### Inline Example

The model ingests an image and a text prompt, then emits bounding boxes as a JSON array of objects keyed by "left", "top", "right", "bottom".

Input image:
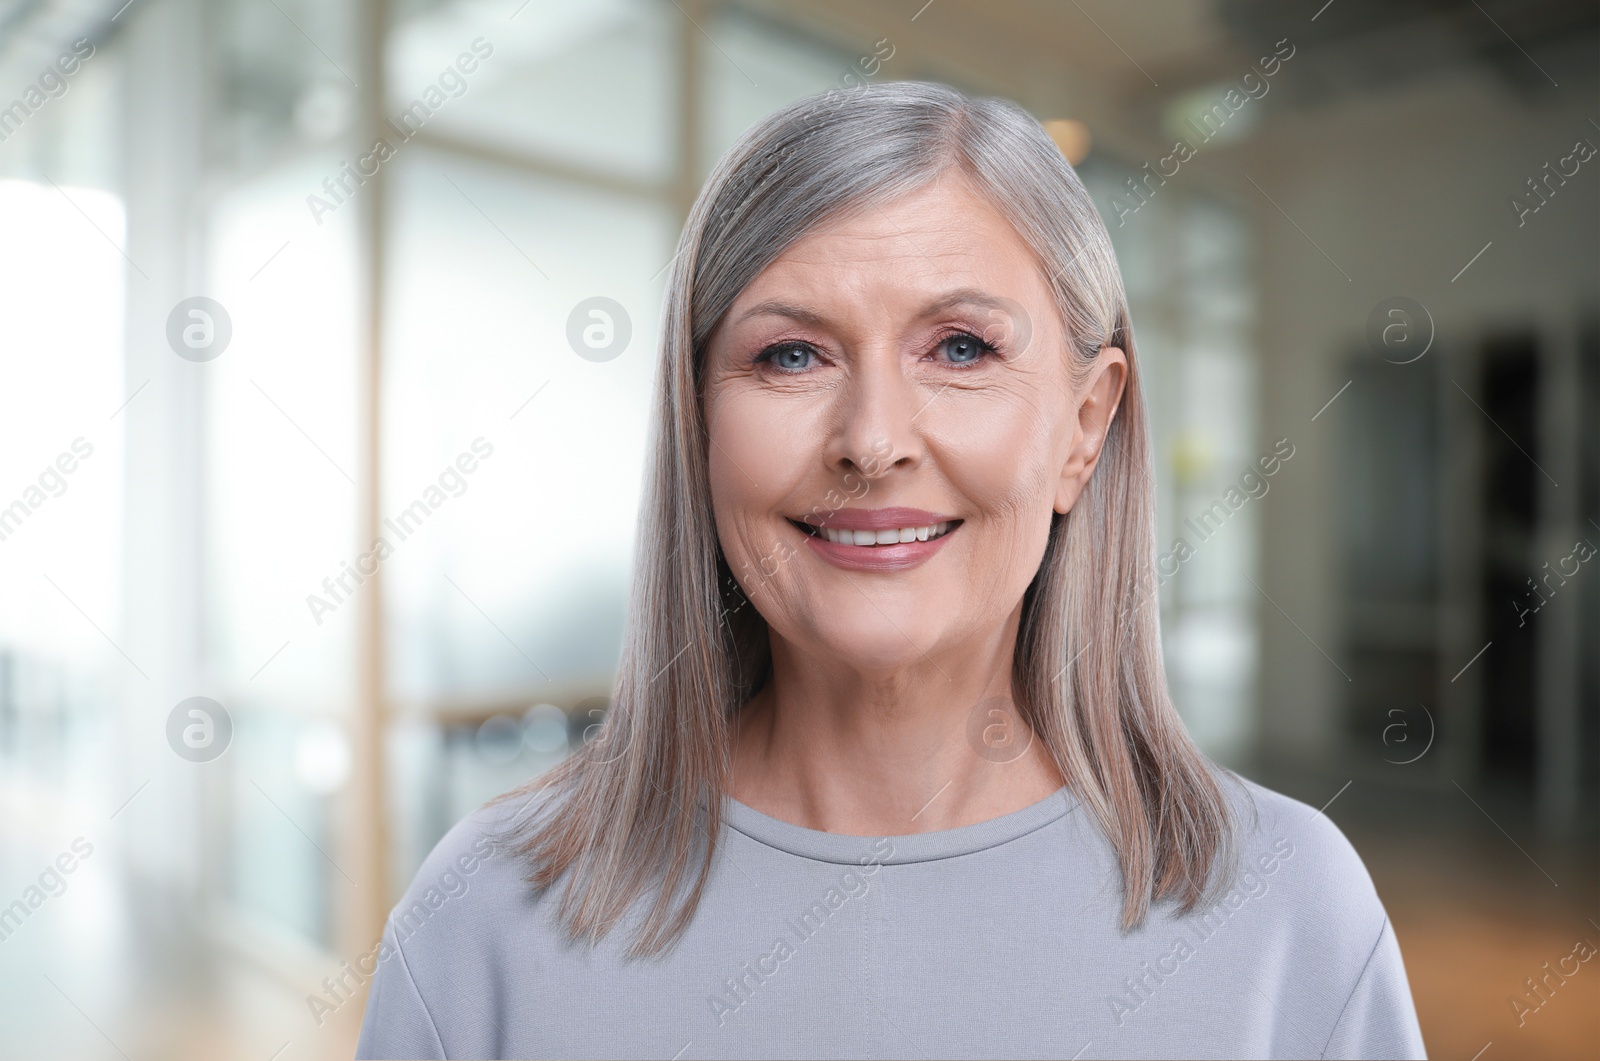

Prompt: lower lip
[{"left": 800, "top": 525, "right": 958, "bottom": 572}]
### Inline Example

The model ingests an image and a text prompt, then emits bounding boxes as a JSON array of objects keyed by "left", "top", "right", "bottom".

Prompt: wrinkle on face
[{"left": 702, "top": 172, "right": 1112, "bottom": 681}]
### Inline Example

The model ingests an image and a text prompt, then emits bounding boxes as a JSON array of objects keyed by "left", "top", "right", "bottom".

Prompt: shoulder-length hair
[{"left": 494, "top": 80, "right": 1237, "bottom": 958}]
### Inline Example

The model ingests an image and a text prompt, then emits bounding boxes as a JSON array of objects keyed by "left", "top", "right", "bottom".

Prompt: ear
[{"left": 1053, "top": 347, "right": 1128, "bottom": 514}]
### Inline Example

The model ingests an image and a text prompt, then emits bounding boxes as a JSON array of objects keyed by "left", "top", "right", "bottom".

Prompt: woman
[{"left": 356, "top": 82, "right": 1426, "bottom": 1060}]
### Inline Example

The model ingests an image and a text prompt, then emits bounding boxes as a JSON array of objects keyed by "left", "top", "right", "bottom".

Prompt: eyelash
[
  {"left": 931, "top": 330, "right": 1000, "bottom": 367},
  {"left": 753, "top": 331, "right": 1000, "bottom": 373},
  {"left": 753, "top": 341, "right": 820, "bottom": 373}
]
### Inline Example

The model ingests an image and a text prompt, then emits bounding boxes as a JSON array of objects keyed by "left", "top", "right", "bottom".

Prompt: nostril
[{"left": 858, "top": 447, "right": 899, "bottom": 477}]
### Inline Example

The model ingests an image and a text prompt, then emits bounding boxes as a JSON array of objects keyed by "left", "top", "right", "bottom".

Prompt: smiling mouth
[{"left": 788, "top": 518, "right": 961, "bottom": 546}]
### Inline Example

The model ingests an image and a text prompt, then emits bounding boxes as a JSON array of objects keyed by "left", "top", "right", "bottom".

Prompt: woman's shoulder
[
  {"left": 357, "top": 788, "right": 563, "bottom": 1059},
  {"left": 1203, "top": 775, "right": 1425, "bottom": 1058},
  {"left": 385, "top": 786, "right": 557, "bottom": 940},
  {"left": 1226, "top": 774, "right": 1375, "bottom": 875},
  {"left": 1211, "top": 772, "right": 1390, "bottom": 942}
]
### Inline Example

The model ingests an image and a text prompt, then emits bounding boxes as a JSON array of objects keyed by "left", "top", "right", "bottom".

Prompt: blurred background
[{"left": 0, "top": 0, "right": 1595, "bottom": 1057}]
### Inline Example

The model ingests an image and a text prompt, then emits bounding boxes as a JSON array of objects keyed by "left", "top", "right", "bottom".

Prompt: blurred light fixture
[
  {"left": 1171, "top": 431, "right": 1216, "bottom": 487},
  {"left": 523, "top": 703, "right": 569, "bottom": 754},
  {"left": 475, "top": 713, "right": 524, "bottom": 765},
  {"left": 1043, "top": 119, "right": 1092, "bottom": 165}
]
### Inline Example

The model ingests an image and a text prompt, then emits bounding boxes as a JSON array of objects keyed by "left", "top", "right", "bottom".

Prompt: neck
[{"left": 727, "top": 605, "right": 1065, "bottom": 835}]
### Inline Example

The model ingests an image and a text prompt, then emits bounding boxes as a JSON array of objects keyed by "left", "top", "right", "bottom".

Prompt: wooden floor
[{"left": 1370, "top": 838, "right": 1598, "bottom": 1060}]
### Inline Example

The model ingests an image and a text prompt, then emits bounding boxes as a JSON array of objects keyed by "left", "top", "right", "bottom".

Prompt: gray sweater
[{"left": 354, "top": 777, "right": 1426, "bottom": 1059}]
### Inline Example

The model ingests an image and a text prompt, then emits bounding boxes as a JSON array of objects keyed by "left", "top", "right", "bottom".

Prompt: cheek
[
  {"left": 704, "top": 391, "right": 816, "bottom": 585},
  {"left": 926, "top": 387, "right": 1064, "bottom": 519},
  {"left": 924, "top": 390, "right": 1065, "bottom": 606},
  {"left": 710, "top": 491, "right": 785, "bottom": 592}
]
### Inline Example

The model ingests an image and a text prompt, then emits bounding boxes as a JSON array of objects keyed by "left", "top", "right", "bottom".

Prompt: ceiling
[{"left": 762, "top": 0, "right": 1596, "bottom": 109}]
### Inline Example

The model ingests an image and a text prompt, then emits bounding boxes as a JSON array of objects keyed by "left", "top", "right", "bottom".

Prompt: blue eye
[
  {"left": 757, "top": 342, "right": 817, "bottom": 372},
  {"left": 937, "top": 332, "right": 995, "bottom": 365}
]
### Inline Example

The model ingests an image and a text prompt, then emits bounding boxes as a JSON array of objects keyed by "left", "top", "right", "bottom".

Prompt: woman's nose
[{"left": 824, "top": 350, "right": 925, "bottom": 481}]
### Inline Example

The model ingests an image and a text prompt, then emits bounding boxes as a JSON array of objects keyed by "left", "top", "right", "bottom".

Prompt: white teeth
[{"left": 813, "top": 522, "right": 955, "bottom": 546}]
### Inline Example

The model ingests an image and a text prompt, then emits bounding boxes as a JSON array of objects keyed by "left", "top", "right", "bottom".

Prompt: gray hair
[{"left": 495, "top": 80, "right": 1238, "bottom": 957}]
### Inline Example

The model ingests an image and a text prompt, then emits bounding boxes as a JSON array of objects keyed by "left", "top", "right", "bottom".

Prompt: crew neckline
[{"left": 722, "top": 785, "right": 1076, "bottom": 865}]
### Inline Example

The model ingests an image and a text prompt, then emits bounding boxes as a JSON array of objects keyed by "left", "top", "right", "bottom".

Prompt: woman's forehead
[{"left": 728, "top": 178, "right": 1051, "bottom": 321}]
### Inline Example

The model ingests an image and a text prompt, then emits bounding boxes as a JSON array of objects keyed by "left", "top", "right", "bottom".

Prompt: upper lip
[{"left": 796, "top": 507, "right": 959, "bottom": 530}]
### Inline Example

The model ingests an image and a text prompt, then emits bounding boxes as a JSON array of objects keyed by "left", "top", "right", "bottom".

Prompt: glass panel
[
  {"left": 699, "top": 8, "right": 859, "bottom": 175},
  {"left": 205, "top": 150, "right": 362, "bottom": 945},
  {"left": 214, "top": 0, "right": 362, "bottom": 174},
  {"left": 1166, "top": 194, "right": 1258, "bottom": 761},
  {"left": 0, "top": 47, "right": 129, "bottom": 1060},
  {"left": 382, "top": 147, "right": 676, "bottom": 710},
  {"left": 228, "top": 710, "right": 340, "bottom": 945},
  {"left": 205, "top": 151, "right": 361, "bottom": 706},
  {"left": 1081, "top": 154, "right": 1181, "bottom": 597},
  {"left": 0, "top": 177, "right": 126, "bottom": 797},
  {"left": 390, "top": 0, "right": 678, "bottom": 184},
  {"left": 0, "top": 179, "right": 126, "bottom": 666}
]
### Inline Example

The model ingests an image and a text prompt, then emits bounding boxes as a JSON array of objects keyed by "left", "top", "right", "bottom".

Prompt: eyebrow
[{"left": 733, "top": 287, "right": 1011, "bottom": 330}]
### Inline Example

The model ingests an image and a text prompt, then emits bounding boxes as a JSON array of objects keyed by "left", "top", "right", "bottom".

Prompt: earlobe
[{"left": 1052, "top": 347, "right": 1128, "bottom": 515}]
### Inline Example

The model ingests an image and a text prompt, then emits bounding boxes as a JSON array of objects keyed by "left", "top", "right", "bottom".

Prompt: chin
[
  {"left": 816, "top": 632, "right": 945, "bottom": 679},
  {"left": 776, "top": 588, "right": 955, "bottom": 672}
]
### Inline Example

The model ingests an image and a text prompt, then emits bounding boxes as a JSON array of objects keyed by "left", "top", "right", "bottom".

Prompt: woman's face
[{"left": 703, "top": 174, "right": 1125, "bottom": 677}]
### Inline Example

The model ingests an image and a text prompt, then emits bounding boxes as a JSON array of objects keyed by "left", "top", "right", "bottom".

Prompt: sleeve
[
  {"left": 355, "top": 920, "right": 448, "bottom": 1061},
  {"left": 1319, "top": 919, "right": 1428, "bottom": 1060}
]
